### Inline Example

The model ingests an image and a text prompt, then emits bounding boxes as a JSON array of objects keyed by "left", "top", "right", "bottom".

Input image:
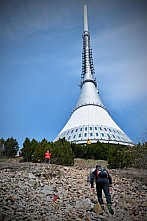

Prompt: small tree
[
  {"left": 34, "top": 139, "right": 51, "bottom": 162},
  {"left": 52, "top": 139, "right": 74, "bottom": 166},
  {"left": 4, "top": 137, "right": 19, "bottom": 158},
  {"left": 0, "top": 137, "right": 5, "bottom": 157},
  {"left": 22, "top": 137, "right": 38, "bottom": 162}
]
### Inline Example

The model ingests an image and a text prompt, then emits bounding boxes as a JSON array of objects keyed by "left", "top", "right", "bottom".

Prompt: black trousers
[
  {"left": 45, "top": 158, "right": 50, "bottom": 164},
  {"left": 96, "top": 178, "right": 112, "bottom": 205}
]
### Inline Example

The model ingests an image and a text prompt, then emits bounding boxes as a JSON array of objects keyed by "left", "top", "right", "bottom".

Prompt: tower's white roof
[{"left": 55, "top": 92, "right": 133, "bottom": 145}]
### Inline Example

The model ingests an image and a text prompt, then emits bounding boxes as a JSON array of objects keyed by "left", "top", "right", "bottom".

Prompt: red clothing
[{"left": 45, "top": 152, "right": 51, "bottom": 159}]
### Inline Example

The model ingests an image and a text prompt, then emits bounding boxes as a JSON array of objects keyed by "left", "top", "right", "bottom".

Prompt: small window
[
  {"left": 107, "top": 134, "right": 111, "bottom": 139},
  {"left": 85, "top": 127, "right": 87, "bottom": 131},
  {"left": 90, "top": 127, "right": 92, "bottom": 130},
  {"left": 99, "top": 127, "right": 102, "bottom": 130},
  {"left": 90, "top": 133, "right": 93, "bottom": 136},
  {"left": 73, "top": 135, "right": 76, "bottom": 139},
  {"left": 112, "top": 135, "right": 115, "bottom": 138},
  {"left": 95, "top": 127, "right": 97, "bottom": 130},
  {"left": 68, "top": 136, "right": 71, "bottom": 140},
  {"left": 75, "top": 128, "right": 78, "bottom": 132},
  {"left": 101, "top": 133, "right": 104, "bottom": 137},
  {"left": 104, "top": 128, "right": 107, "bottom": 131},
  {"left": 84, "top": 133, "right": 87, "bottom": 137},
  {"left": 79, "top": 134, "right": 81, "bottom": 138},
  {"left": 96, "top": 133, "right": 98, "bottom": 136},
  {"left": 71, "top": 130, "right": 73, "bottom": 133},
  {"left": 80, "top": 128, "right": 82, "bottom": 131},
  {"left": 109, "top": 128, "right": 111, "bottom": 132}
]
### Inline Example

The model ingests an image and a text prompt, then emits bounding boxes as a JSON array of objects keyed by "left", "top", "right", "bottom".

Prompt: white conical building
[{"left": 55, "top": 4, "right": 134, "bottom": 146}]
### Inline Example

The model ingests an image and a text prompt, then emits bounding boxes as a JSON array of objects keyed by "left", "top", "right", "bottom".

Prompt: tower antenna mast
[{"left": 84, "top": 4, "right": 88, "bottom": 32}]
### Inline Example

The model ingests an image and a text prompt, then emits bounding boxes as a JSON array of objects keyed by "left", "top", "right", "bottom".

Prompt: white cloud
[
  {"left": 90, "top": 18, "right": 147, "bottom": 107},
  {"left": 98, "top": 56, "right": 147, "bottom": 100},
  {"left": 0, "top": 0, "right": 81, "bottom": 42}
]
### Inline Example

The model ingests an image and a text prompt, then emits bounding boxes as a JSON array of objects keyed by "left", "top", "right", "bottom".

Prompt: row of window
[
  {"left": 66, "top": 132, "right": 127, "bottom": 142},
  {"left": 65, "top": 126, "right": 124, "bottom": 136},
  {"left": 57, "top": 125, "right": 131, "bottom": 142}
]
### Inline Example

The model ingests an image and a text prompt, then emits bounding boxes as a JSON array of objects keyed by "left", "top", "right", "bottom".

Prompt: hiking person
[
  {"left": 44, "top": 150, "right": 51, "bottom": 164},
  {"left": 90, "top": 165, "right": 114, "bottom": 215}
]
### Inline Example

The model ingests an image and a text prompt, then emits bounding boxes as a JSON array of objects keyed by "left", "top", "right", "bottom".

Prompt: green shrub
[
  {"left": 21, "top": 137, "right": 147, "bottom": 169},
  {"left": 107, "top": 144, "right": 134, "bottom": 169},
  {"left": 1, "top": 137, "right": 19, "bottom": 158},
  {"left": 52, "top": 139, "right": 74, "bottom": 166},
  {"left": 22, "top": 138, "right": 74, "bottom": 166},
  {"left": 22, "top": 138, "right": 38, "bottom": 162}
]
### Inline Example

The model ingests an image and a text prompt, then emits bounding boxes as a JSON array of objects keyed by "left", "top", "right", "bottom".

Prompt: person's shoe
[
  {"left": 101, "top": 204, "right": 104, "bottom": 210},
  {"left": 107, "top": 204, "right": 114, "bottom": 215}
]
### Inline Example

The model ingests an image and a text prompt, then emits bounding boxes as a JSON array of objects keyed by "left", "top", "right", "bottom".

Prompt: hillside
[{"left": 0, "top": 158, "right": 147, "bottom": 221}]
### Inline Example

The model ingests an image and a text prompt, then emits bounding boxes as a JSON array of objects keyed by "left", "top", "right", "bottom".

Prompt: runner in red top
[{"left": 44, "top": 150, "right": 51, "bottom": 164}]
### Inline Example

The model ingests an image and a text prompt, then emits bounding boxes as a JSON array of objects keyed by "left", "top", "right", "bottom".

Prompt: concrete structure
[{"left": 55, "top": 4, "right": 134, "bottom": 146}]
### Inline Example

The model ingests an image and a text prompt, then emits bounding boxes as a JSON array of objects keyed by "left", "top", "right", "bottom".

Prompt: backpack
[{"left": 96, "top": 167, "right": 108, "bottom": 178}]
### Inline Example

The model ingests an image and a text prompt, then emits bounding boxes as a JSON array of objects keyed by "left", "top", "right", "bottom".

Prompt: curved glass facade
[{"left": 55, "top": 125, "right": 133, "bottom": 145}]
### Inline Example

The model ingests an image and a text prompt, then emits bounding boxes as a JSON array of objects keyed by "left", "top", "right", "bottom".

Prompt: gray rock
[{"left": 0, "top": 160, "right": 147, "bottom": 221}]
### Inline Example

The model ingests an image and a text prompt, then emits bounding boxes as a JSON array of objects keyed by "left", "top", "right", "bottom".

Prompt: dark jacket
[{"left": 90, "top": 168, "right": 112, "bottom": 188}]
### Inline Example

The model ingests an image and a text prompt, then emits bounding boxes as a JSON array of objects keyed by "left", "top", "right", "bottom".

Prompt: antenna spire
[
  {"left": 84, "top": 4, "right": 88, "bottom": 32},
  {"left": 81, "top": 4, "right": 97, "bottom": 89}
]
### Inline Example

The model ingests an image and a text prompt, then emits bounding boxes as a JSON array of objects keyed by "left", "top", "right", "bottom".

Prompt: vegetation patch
[{"left": 0, "top": 137, "right": 147, "bottom": 169}]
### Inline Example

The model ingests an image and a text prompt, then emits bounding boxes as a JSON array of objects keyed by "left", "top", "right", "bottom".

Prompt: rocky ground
[{"left": 0, "top": 158, "right": 147, "bottom": 221}]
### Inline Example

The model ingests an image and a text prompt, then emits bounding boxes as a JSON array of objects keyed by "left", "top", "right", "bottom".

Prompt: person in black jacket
[{"left": 90, "top": 165, "right": 114, "bottom": 215}]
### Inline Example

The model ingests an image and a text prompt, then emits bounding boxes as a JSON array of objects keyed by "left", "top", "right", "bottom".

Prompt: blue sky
[{"left": 0, "top": 0, "right": 147, "bottom": 148}]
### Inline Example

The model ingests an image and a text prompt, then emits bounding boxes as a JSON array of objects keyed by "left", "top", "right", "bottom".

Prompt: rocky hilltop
[{"left": 0, "top": 158, "right": 147, "bottom": 221}]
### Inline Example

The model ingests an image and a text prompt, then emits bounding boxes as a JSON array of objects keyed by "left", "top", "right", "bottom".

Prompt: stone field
[{"left": 0, "top": 158, "right": 147, "bottom": 221}]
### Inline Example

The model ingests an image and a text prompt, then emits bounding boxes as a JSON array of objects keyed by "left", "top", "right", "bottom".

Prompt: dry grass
[{"left": 74, "top": 158, "right": 108, "bottom": 169}]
